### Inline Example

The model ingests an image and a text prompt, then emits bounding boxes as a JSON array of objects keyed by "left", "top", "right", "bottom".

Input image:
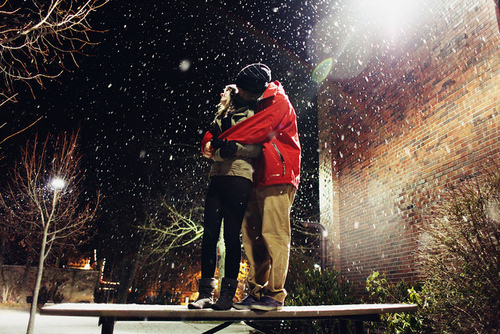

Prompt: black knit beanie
[{"left": 235, "top": 63, "right": 272, "bottom": 94}]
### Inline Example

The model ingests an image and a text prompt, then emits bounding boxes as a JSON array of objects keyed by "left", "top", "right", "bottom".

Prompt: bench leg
[
  {"left": 202, "top": 321, "right": 234, "bottom": 334},
  {"left": 338, "top": 319, "right": 364, "bottom": 334},
  {"left": 353, "top": 320, "right": 364, "bottom": 334},
  {"left": 338, "top": 319, "right": 348, "bottom": 333},
  {"left": 98, "top": 316, "right": 115, "bottom": 334}
]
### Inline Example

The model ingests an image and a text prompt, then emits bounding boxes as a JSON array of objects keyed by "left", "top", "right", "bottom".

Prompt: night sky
[{"left": 2, "top": 0, "right": 323, "bottom": 263}]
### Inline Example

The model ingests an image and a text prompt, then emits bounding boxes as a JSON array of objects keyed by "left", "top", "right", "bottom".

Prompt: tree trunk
[
  {"left": 26, "top": 228, "right": 48, "bottom": 334},
  {"left": 0, "top": 231, "right": 4, "bottom": 286},
  {"left": 0, "top": 232, "right": 7, "bottom": 284},
  {"left": 116, "top": 232, "right": 144, "bottom": 304},
  {"left": 115, "top": 254, "right": 139, "bottom": 304}
]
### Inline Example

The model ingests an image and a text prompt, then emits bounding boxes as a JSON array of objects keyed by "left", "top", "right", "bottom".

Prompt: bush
[
  {"left": 246, "top": 268, "right": 356, "bottom": 333},
  {"left": 420, "top": 169, "right": 500, "bottom": 333},
  {"left": 37, "top": 283, "right": 64, "bottom": 305},
  {"left": 287, "top": 268, "right": 356, "bottom": 307},
  {"left": 365, "top": 271, "right": 426, "bottom": 334}
]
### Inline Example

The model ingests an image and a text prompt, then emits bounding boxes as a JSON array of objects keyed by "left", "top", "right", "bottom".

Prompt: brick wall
[{"left": 318, "top": 0, "right": 500, "bottom": 292}]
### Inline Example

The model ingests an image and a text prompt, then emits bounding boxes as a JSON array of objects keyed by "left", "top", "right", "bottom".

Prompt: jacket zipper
[{"left": 272, "top": 142, "right": 286, "bottom": 176}]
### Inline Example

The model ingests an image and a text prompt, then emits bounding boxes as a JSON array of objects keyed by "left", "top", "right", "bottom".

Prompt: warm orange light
[{"left": 67, "top": 257, "right": 92, "bottom": 270}]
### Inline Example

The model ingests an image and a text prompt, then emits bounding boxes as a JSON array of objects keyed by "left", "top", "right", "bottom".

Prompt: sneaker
[
  {"left": 233, "top": 294, "right": 258, "bottom": 310},
  {"left": 250, "top": 296, "right": 283, "bottom": 311}
]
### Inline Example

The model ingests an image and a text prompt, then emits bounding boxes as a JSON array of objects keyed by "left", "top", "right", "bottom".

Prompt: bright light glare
[
  {"left": 306, "top": 0, "right": 430, "bottom": 80},
  {"left": 364, "top": 0, "right": 407, "bottom": 18},
  {"left": 358, "top": 0, "right": 426, "bottom": 35},
  {"left": 51, "top": 178, "right": 66, "bottom": 190},
  {"left": 307, "top": 5, "right": 373, "bottom": 80}
]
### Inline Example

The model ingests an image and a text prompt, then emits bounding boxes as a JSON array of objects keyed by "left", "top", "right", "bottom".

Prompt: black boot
[
  {"left": 211, "top": 278, "right": 239, "bottom": 310},
  {"left": 188, "top": 278, "right": 216, "bottom": 309}
]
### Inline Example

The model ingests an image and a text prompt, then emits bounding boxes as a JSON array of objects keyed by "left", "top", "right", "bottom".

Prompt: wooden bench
[{"left": 40, "top": 303, "right": 418, "bottom": 334}]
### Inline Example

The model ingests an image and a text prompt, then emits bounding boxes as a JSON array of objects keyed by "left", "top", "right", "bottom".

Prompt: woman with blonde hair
[{"left": 189, "top": 85, "right": 261, "bottom": 310}]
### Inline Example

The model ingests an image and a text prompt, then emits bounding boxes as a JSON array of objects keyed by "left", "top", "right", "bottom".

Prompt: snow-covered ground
[{"left": 0, "top": 308, "right": 258, "bottom": 334}]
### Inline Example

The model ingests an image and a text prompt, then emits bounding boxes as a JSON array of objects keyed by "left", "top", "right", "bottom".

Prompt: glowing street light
[{"left": 50, "top": 177, "right": 66, "bottom": 190}]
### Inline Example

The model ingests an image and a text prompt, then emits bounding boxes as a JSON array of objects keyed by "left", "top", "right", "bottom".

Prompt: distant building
[{"left": 1, "top": 265, "right": 98, "bottom": 304}]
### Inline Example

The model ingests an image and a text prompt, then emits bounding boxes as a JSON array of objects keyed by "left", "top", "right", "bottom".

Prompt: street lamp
[{"left": 300, "top": 221, "right": 328, "bottom": 271}]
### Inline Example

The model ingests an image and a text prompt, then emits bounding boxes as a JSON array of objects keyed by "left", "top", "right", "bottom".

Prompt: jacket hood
[{"left": 261, "top": 81, "right": 282, "bottom": 101}]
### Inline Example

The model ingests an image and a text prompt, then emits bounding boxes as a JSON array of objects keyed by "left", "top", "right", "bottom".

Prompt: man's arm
[
  {"left": 218, "top": 96, "right": 289, "bottom": 145},
  {"left": 201, "top": 131, "right": 214, "bottom": 158}
]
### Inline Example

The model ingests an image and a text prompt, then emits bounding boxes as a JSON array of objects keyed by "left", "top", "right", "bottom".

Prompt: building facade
[{"left": 318, "top": 0, "right": 500, "bottom": 291}]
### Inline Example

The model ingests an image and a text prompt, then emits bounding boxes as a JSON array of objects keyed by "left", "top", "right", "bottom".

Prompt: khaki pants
[{"left": 241, "top": 184, "right": 296, "bottom": 303}]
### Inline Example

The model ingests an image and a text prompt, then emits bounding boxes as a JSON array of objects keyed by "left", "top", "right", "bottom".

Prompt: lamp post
[
  {"left": 28, "top": 176, "right": 68, "bottom": 334},
  {"left": 50, "top": 177, "right": 66, "bottom": 268},
  {"left": 300, "top": 221, "right": 328, "bottom": 271}
]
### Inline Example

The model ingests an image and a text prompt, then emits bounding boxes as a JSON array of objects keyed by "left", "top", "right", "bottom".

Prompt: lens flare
[
  {"left": 179, "top": 59, "right": 191, "bottom": 72},
  {"left": 312, "top": 58, "right": 333, "bottom": 83}
]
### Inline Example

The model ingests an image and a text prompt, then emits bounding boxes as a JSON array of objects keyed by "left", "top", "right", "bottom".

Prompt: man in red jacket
[{"left": 203, "top": 63, "right": 301, "bottom": 311}]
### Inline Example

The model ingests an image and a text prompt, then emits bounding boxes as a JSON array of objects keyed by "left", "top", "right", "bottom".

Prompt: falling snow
[{"left": 2, "top": 0, "right": 423, "bottom": 284}]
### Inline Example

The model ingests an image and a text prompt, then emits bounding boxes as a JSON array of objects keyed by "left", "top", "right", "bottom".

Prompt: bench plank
[{"left": 41, "top": 303, "right": 418, "bottom": 321}]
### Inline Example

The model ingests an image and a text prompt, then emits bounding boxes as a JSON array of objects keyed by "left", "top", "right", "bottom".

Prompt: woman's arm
[
  {"left": 235, "top": 143, "right": 262, "bottom": 159},
  {"left": 211, "top": 143, "right": 262, "bottom": 161}
]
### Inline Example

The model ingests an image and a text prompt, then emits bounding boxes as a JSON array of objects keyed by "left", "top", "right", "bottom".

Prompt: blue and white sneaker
[
  {"left": 250, "top": 296, "right": 283, "bottom": 311},
  {"left": 233, "top": 294, "right": 258, "bottom": 310}
]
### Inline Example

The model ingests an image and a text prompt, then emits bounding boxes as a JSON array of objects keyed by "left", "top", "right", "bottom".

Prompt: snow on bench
[{"left": 41, "top": 303, "right": 419, "bottom": 334}]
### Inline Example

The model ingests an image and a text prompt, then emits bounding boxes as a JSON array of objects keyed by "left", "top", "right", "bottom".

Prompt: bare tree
[
  {"left": 137, "top": 196, "right": 206, "bottom": 300},
  {"left": 0, "top": 131, "right": 100, "bottom": 334},
  {"left": 140, "top": 199, "right": 204, "bottom": 258},
  {"left": 0, "top": 0, "right": 108, "bottom": 104}
]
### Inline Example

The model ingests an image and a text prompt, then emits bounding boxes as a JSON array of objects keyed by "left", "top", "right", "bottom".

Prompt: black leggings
[{"left": 201, "top": 175, "right": 252, "bottom": 280}]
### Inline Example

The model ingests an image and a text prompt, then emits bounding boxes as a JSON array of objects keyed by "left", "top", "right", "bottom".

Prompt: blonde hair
[{"left": 216, "top": 84, "right": 238, "bottom": 118}]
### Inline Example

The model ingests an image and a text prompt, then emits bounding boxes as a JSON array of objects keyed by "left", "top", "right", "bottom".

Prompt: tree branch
[{"left": 0, "top": 0, "right": 108, "bottom": 104}]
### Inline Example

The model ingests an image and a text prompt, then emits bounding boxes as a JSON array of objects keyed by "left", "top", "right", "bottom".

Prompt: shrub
[
  {"left": 246, "top": 268, "right": 356, "bottom": 333},
  {"left": 37, "top": 284, "right": 64, "bottom": 305},
  {"left": 420, "top": 169, "right": 500, "bottom": 333},
  {"left": 287, "top": 268, "right": 356, "bottom": 307},
  {"left": 365, "top": 271, "right": 426, "bottom": 334}
]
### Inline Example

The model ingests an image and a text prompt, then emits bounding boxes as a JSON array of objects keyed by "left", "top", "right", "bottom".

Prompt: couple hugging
[{"left": 189, "top": 63, "right": 301, "bottom": 311}]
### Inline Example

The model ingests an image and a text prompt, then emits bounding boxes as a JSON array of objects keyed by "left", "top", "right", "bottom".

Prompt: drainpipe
[{"left": 300, "top": 221, "right": 328, "bottom": 271}]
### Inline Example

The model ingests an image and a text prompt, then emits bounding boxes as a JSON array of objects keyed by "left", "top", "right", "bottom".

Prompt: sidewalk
[{"left": 0, "top": 308, "right": 260, "bottom": 334}]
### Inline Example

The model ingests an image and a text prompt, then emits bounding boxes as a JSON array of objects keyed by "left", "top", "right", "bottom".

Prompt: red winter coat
[{"left": 202, "top": 81, "right": 301, "bottom": 189}]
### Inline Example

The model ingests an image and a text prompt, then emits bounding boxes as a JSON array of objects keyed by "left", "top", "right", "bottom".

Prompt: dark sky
[{"left": 2, "top": 0, "right": 322, "bottom": 259}]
